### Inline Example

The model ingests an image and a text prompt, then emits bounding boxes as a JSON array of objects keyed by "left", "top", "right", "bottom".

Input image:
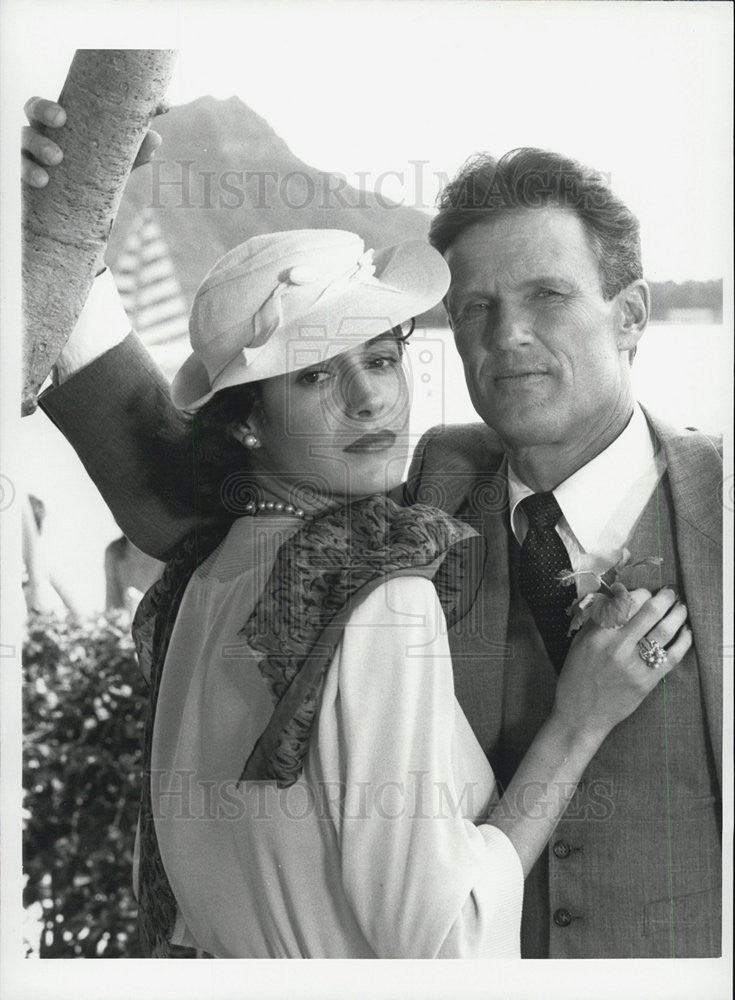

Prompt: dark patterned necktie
[{"left": 518, "top": 491, "right": 574, "bottom": 672}]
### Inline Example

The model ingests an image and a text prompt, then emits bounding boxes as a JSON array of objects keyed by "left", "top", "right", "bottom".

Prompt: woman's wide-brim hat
[{"left": 170, "top": 229, "right": 450, "bottom": 412}]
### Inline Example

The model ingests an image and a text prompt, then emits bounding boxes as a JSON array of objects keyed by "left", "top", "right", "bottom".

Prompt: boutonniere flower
[{"left": 557, "top": 547, "right": 663, "bottom": 635}]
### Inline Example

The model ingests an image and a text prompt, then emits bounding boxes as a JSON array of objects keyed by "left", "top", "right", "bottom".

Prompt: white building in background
[{"left": 112, "top": 208, "right": 191, "bottom": 381}]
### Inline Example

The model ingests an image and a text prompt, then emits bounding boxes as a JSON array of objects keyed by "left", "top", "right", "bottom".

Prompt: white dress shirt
[{"left": 507, "top": 405, "right": 667, "bottom": 595}]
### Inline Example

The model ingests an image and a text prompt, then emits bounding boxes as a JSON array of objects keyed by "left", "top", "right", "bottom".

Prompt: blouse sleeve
[{"left": 312, "top": 574, "right": 523, "bottom": 959}]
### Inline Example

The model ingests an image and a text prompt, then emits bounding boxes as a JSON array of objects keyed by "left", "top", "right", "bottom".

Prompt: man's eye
[
  {"left": 537, "top": 288, "right": 562, "bottom": 299},
  {"left": 458, "top": 302, "right": 491, "bottom": 321}
]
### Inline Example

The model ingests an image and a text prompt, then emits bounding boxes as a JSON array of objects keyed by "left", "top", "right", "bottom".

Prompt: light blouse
[{"left": 145, "top": 515, "right": 523, "bottom": 958}]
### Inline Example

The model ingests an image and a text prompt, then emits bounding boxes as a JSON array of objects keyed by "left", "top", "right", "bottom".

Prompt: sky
[{"left": 2, "top": 1, "right": 732, "bottom": 281}]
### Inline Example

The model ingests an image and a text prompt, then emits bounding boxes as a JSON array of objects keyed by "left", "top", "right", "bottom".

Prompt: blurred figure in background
[
  {"left": 104, "top": 536, "right": 164, "bottom": 616},
  {"left": 22, "top": 493, "right": 81, "bottom": 617}
]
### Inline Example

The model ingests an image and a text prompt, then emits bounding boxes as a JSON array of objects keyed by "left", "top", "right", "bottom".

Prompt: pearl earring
[{"left": 243, "top": 433, "right": 260, "bottom": 449}]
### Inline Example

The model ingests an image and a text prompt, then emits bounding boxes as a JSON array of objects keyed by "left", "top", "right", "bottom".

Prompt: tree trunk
[{"left": 22, "top": 49, "right": 177, "bottom": 415}]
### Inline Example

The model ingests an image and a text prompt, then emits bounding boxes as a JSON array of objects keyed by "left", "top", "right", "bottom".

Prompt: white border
[{"left": 1, "top": 3, "right": 732, "bottom": 998}]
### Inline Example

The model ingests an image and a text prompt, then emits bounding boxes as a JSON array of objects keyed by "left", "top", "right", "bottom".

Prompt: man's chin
[{"left": 473, "top": 407, "right": 560, "bottom": 448}]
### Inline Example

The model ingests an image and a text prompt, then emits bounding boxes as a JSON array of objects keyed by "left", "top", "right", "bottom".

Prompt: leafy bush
[{"left": 22, "top": 611, "right": 196, "bottom": 958}]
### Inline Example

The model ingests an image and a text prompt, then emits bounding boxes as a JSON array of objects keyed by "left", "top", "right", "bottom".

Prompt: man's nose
[{"left": 486, "top": 303, "right": 532, "bottom": 350}]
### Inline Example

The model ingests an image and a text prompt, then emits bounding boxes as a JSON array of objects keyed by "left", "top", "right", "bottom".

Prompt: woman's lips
[{"left": 343, "top": 430, "right": 397, "bottom": 453}]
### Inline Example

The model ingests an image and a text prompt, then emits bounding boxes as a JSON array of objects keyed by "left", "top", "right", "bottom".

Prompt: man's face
[{"left": 445, "top": 207, "right": 637, "bottom": 451}]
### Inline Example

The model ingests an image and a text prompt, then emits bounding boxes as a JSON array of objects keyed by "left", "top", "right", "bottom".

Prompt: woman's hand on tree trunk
[{"left": 22, "top": 97, "right": 162, "bottom": 188}]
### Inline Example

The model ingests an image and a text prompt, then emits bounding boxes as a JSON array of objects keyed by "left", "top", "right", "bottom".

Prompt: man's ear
[{"left": 615, "top": 279, "right": 649, "bottom": 356}]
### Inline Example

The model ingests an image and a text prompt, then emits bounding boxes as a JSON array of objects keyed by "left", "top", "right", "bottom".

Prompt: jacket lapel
[
  {"left": 476, "top": 486, "right": 512, "bottom": 665},
  {"left": 420, "top": 424, "right": 512, "bottom": 662},
  {"left": 408, "top": 424, "right": 514, "bottom": 665},
  {"left": 644, "top": 408, "right": 723, "bottom": 788},
  {"left": 449, "top": 459, "right": 513, "bottom": 756}
]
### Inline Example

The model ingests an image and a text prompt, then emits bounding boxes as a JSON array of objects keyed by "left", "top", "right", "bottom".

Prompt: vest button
[
  {"left": 553, "top": 908, "right": 573, "bottom": 927},
  {"left": 553, "top": 840, "right": 572, "bottom": 858}
]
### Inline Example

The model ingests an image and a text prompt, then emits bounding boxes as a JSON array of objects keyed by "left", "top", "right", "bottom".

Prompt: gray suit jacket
[{"left": 403, "top": 412, "right": 723, "bottom": 791}]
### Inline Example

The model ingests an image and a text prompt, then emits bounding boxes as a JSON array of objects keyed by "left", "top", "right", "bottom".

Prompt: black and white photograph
[{"left": 1, "top": 2, "right": 732, "bottom": 998}]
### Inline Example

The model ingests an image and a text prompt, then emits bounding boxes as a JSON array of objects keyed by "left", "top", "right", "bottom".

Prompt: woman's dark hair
[
  {"left": 139, "top": 381, "right": 261, "bottom": 525},
  {"left": 146, "top": 323, "right": 414, "bottom": 523},
  {"left": 189, "top": 383, "right": 264, "bottom": 520},
  {"left": 429, "top": 148, "right": 642, "bottom": 300}
]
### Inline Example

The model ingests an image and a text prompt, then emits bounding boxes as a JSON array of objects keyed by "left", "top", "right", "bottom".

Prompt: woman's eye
[
  {"left": 368, "top": 355, "right": 399, "bottom": 369},
  {"left": 299, "top": 369, "right": 330, "bottom": 385}
]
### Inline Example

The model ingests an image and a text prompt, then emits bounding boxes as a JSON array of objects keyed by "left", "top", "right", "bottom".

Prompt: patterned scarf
[{"left": 132, "top": 493, "right": 484, "bottom": 957}]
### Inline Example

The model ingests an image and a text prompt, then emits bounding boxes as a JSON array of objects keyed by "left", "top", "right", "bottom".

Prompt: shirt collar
[{"left": 508, "top": 404, "right": 658, "bottom": 551}]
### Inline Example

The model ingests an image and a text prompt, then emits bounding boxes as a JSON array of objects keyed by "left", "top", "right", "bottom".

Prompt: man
[
  {"left": 25, "top": 102, "right": 722, "bottom": 958},
  {"left": 405, "top": 149, "right": 722, "bottom": 958}
]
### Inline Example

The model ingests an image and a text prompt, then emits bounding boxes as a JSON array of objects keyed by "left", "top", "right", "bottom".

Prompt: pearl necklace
[{"left": 242, "top": 500, "right": 312, "bottom": 520}]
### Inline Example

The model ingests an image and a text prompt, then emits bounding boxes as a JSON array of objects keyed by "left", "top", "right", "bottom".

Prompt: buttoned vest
[{"left": 449, "top": 473, "right": 721, "bottom": 958}]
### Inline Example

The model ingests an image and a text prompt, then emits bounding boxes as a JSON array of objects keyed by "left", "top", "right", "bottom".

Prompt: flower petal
[{"left": 589, "top": 582, "right": 634, "bottom": 629}]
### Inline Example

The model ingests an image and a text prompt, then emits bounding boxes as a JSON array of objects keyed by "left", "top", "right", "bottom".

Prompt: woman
[{"left": 23, "top": 106, "right": 690, "bottom": 959}]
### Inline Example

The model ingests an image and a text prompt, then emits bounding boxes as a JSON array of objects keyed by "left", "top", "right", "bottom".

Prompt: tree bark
[{"left": 22, "top": 49, "right": 177, "bottom": 415}]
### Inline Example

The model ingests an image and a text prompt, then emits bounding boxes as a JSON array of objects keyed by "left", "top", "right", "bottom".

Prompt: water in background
[{"left": 21, "top": 323, "right": 732, "bottom": 612}]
